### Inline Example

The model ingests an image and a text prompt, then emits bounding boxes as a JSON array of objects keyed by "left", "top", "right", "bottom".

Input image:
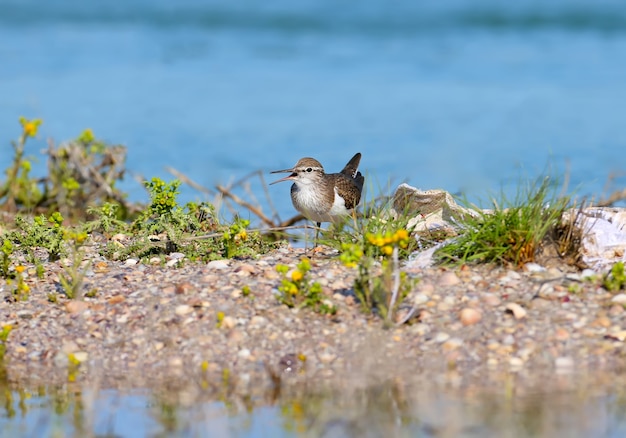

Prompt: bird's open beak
[{"left": 269, "top": 168, "right": 296, "bottom": 185}]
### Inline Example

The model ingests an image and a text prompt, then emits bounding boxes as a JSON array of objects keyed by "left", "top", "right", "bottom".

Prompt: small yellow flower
[
  {"left": 201, "top": 360, "right": 209, "bottom": 372},
  {"left": 395, "top": 229, "right": 409, "bottom": 241},
  {"left": 15, "top": 265, "right": 26, "bottom": 274},
  {"left": 291, "top": 270, "right": 304, "bottom": 282},
  {"left": 78, "top": 128, "right": 95, "bottom": 143},
  {"left": 381, "top": 245, "right": 393, "bottom": 256},
  {"left": 19, "top": 117, "right": 42, "bottom": 138},
  {"left": 288, "top": 284, "right": 298, "bottom": 295},
  {"left": 237, "top": 230, "right": 247, "bottom": 240}
]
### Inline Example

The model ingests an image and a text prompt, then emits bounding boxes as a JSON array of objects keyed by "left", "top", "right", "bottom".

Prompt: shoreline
[{"left": 1, "top": 244, "right": 625, "bottom": 394}]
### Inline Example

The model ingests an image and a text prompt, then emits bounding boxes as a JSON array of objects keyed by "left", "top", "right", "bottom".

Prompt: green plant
[
  {"left": 340, "top": 227, "right": 417, "bottom": 323},
  {"left": 0, "top": 117, "right": 43, "bottom": 211},
  {"left": 435, "top": 177, "right": 574, "bottom": 267},
  {"left": 276, "top": 258, "right": 336, "bottom": 314},
  {"left": 84, "top": 202, "right": 128, "bottom": 235},
  {"left": 7, "top": 212, "right": 66, "bottom": 261},
  {"left": 1, "top": 239, "right": 13, "bottom": 279},
  {"left": 1, "top": 119, "right": 132, "bottom": 220},
  {"left": 9, "top": 265, "right": 30, "bottom": 301},
  {"left": 603, "top": 261, "right": 626, "bottom": 292},
  {"left": 58, "top": 230, "right": 91, "bottom": 299},
  {"left": 0, "top": 324, "right": 12, "bottom": 361}
]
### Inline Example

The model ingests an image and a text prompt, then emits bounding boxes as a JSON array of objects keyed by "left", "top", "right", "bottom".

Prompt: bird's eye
[{"left": 306, "top": 168, "right": 312, "bottom": 172}]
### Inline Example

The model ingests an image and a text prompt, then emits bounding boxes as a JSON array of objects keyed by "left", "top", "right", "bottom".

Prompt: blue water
[{"left": 1, "top": 0, "right": 626, "bottom": 217}]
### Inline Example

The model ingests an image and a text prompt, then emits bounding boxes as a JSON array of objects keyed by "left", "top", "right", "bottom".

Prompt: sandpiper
[{"left": 270, "top": 152, "right": 365, "bottom": 243}]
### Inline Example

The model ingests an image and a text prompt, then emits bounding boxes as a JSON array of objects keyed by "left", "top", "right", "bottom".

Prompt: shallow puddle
[{"left": 1, "top": 370, "right": 626, "bottom": 437}]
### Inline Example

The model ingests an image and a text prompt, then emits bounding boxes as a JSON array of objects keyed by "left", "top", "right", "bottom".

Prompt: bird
[{"left": 270, "top": 152, "right": 365, "bottom": 244}]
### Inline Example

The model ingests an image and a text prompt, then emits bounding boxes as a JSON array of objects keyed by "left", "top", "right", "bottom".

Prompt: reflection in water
[{"left": 1, "top": 369, "right": 626, "bottom": 437}]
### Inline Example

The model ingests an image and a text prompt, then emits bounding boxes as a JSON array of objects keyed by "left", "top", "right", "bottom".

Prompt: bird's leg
[{"left": 315, "top": 222, "right": 321, "bottom": 247}]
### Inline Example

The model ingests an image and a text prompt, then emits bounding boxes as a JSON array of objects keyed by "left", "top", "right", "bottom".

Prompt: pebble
[
  {"left": 611, "top": 294, "right": 626, "bottom": 304},
  {"left": 412, "top": 293, "right": 429, "bottom": 306},
  {"left": 249, "top": 316, "right": 268, "bottom": 328},
  {"left": 433, "top": 332, "right": 450, "bottom": 343},
  {"left": 459, "top": 308, "right": 482, "bottom": 326},
  {"left": 73, "top": 351, "right": 89, "bottom": 363},
  {"left": 505, "top": 303, "right": 527, "bottom": 319},
  {"left": 482, "top": 294, "right": 500, "bottom": 307},
  {"left": 175, "top": 305, "right": 193, "bottom": 316},
  {"left": 438, "top": 272, "right": 461, "bottom": 287},
  {"left": 221, "top": 316, "right": 237, "bottom": 329},
  {"left": 65, "top": 301, "right": 90, "bottom": 314},
  {"left": 524, "top": 263, "right": 545, "bottom": 273},
  {"left": 555, "top": 356, "right": 575, "bottom": 370},
  {"left": 207, "top": 260, "right": 229, "bottom": 270}
]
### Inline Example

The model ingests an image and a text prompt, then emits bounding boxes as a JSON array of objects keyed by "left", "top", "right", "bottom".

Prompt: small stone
[
  {"left": 166, "top": 259, "right": 181, "bottom": 267},
  {"left": 611, "top": 294, "right": 626, "bottom": 304},
  {"left": 238, "top": 348, "right": 251, "bottom": 359},
  {"left": 529, "top": 297, "right": 551, "bottom": 310},
  {"left": 459, "top": 308, "right": 482, "bottom": 326},
  {"left": 65, "top": 301, "right": 90, "bottom": 314},
  {"left": 222, "top": 316, "right": 237, "bottom": 329},
  {"left": 483, "top": 294, "right": 501, "bottom": 307},
  {"left": 554, "top": 328, "right": 570, "bottom": 341},
  {"left": 207, "top": 260, "right": 229, "bottom": 270},
  {"left": 107, "top": 295, "right": 125, "bottom": 305},
  {"left": 319, "top": 352, "right": 336, "bottom": 363},
  {"left": 149, "top": 257, "right": 161, "bottom": 265},
  {"left": 175, "top": 305, "right": 193, "bottom": 316},
  {"left": 434, "top": 332, "right": 450, "bottom": 343},
  {"left": 169, "top": 357, "right": 183, "bottom": 367},
  {"left": 93, "top": 261, "right": 108, "bottom": 273},
  {"left": 505, "top": 303, "right": 527, "bottom": 319},
  {"left": 609, "top": 304, "right": 624, "bottom": 316},
  {"left": 524, "top": 263, "right": 545, "bottom": 273},
  {"left": 16, "top": 310, "right": 33, "bottom": 319},
  {"left": 124, "top": 258, "right": 139, "bottom": 266},
  {"left": 438, "top": 272, "right": 460, "bottom": 287},
  {"left": 509, "top": 357, "right": 524, "bottom": 368},
  {"left": 442, "top": 337, "right": 463, "bottom": 351},
  {"left": 237, "top": 264, "right": 255, "bottom": 275},
  {"left": 555, "top": 356, "right": 574, "bottom": 370},
  {"left": 111, "top": 233, "right": 128, "bottom": 242},
  {"left": 61, "top": 341, "right": 79, "bottom": 354},
  {"left": 606, "top": 330, "right": 626, "bottom": 342},
  {"left": 73, "top": 351, "right": 88, "bottom": 363},
  {"left": 250, "top": 316, "right": 268, "bottom": 328},
  {"left": 175, "top": 283, "right": 195, "bottom": 295},
  {"left": 412, "top": 293, "right": 429, "bottom": 306}
]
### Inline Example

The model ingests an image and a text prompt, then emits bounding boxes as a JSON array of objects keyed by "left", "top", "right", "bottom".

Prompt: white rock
[
  {"left": 434, "top": 332, "right": 450, "bottom": 343},
  {"left": 207, "top": 259, "right": 229, "bottom": 270},
  {"left": 412, "top": 293, "right": 429, "bottom": 306},
  {"left": 555, "top": 356, "right": 575, "bottom": 370},
  {"left": 505, "top": 302, "right": 527, "bottom": 319},
  {"left": 175, "top": 305, "right": 193, "bottom": 316},
  {"left": 611, "top": 294, "right": 626, "bottom": 304},
  {"left": 524, "top": 263, "right": 546, "bottom": 273},
  {"left": 125, "top": 258, "right": 139, "bottom": 266}
]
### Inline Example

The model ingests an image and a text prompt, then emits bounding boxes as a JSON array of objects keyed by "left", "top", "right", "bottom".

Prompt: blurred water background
[
  {"left": 2, "top": 1, "right": 626, "bottom": 435},
  {"left": 1, "top": 0, "right": 626, "bottom": 221}
]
